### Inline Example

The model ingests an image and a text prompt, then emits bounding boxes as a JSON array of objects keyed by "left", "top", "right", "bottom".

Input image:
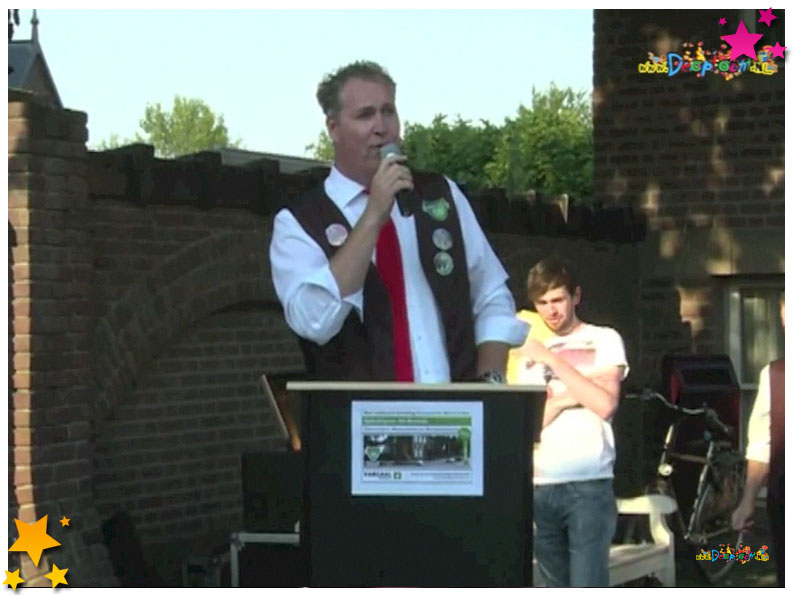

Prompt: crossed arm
[{"left": 520, "top": 338, "right": 624, "bottom": 427}]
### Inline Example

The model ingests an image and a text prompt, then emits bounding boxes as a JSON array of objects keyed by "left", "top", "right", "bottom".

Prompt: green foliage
[
  {"left": 402, "top": 115, "right": 501, "bottom": 191},
  {"left": 95, "top": 96, "right": 241, "bottom": 157},
  {"left": 305, "top": 130, "right": 334, "bottom": 161},
  {"left": 485, "top": 84, "right": 593, "bottom": 201},
  {"left": 304, "top": 84, "right": 593, "bottom": 202},
  {"left": 137, "top": 95, "right": 241, "bottom": 158},
  {"left": 92, "top": 132, "right": 135, "bottom": 151}
]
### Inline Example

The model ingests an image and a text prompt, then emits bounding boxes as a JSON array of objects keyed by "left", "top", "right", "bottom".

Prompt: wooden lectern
[{"left": 287, "top": 381, "right": 545, "bottom": 587}]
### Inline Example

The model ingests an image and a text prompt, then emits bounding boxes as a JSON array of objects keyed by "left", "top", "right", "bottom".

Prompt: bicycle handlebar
[
  {"left": 625, "top": 388, "right": 736, "bottom": 440},
  {"left": 704, "top": 407, "right": 735, "bottom": 440},
  {"left": 626, "top": 388, "right": 704, "bottom": 414}
]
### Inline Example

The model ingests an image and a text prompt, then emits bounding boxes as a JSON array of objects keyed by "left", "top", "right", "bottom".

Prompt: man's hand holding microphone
[
  {"left": 363, "top": 143, "right": 414, "bottom": 227},
  {"left": 330, "top": 142, "right": 414, "bottom": 297}
]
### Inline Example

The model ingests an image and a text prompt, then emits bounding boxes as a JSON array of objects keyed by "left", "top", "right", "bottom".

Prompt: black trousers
[{"left": 768, "top": 478, "right": 784, "bottom": 587}]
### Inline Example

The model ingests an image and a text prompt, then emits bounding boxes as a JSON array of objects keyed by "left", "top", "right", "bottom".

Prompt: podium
[{"left": 287, "top": 381, "right": 545, "bottom": 587}]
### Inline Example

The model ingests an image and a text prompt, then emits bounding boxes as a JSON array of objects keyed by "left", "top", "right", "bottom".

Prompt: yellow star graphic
[
  {"left": 59, "top": 517, "right": 70, "bottom": 528},
  {"left": 44, "top": 564, "right": 68, "bottom": 588},
  {"left": 3, "top": 569, "right": 25, "bottom": 591},
  {"left": 8, "top": 515, "right": 61, "bottom": 566}
]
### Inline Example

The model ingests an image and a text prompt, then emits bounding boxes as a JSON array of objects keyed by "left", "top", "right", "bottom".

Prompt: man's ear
[
  {"left": 573, "top": 286, "right": 582, "bottom": 307},
  {"left": 326, "top": 114, "right": 338, "bottom": 144}
]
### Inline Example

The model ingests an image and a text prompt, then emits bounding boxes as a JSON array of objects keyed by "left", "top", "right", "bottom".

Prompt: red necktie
[{"left": 376, "top": 218, "right": 414, "bottom": 381}]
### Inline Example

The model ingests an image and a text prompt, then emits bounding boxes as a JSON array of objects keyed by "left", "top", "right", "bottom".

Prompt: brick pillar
[{"left": 8, "top": 90, "right": 117, "bottom": 586}]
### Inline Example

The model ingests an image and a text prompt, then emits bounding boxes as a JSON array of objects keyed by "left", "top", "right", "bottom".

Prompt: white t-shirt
[{"left": 529, "top": 323, "right": 629, "bottom": 485}]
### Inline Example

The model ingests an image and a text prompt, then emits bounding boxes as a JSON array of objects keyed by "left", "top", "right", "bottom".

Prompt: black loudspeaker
[
  {"left": 238, "top": 450, "right": 306, "bottom": 587},
  {"left": 661, "top": 353, "right": 740, "bottom": 440},
  {"left": 236, "top": 542, "right": 305, "bottom": 587},
  {"left": 241, "top": 451, "right": 304, "bottom": 532}
]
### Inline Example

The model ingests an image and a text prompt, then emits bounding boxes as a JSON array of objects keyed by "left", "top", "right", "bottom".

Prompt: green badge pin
[
  {"left": 422, "top": 197, "right": 450, "bottom": 221},
  {"left": 433, "top": 252, "right": 454, "bottom": 276}
]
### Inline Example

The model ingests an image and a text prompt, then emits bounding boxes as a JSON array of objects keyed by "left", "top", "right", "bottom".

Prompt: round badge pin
[
  {"left": 432, "top": 228, "right": 453, "bottom": 251},
  {"left": 433, "top": 251, "right": 454, "bottom": 276},
  {"left": 325, "top": 223, "right": 348, "bottom": 247}
]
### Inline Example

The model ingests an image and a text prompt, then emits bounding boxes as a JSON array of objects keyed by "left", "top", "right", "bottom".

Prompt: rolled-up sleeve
[
  {"left": 745, "top": 365, "right": 770, "bottom": 463},
  {"left": 472, "top": 286, "right": 530, "bottom": 346},
  {"left": 448, "top": 179, "right": 529, "bottom": 347},
  {"left": 270, "top": 209, "right": 363, "bottom": 346}
]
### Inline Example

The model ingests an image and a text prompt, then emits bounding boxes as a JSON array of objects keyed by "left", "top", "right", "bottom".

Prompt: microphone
[{"left": 379, "top": 142, "right": 414, "bottom": 217}]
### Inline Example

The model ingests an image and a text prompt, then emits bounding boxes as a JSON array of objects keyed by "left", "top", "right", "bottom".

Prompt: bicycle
[{"left": 626, "top": 388, "right": 746, "bottom": 585}]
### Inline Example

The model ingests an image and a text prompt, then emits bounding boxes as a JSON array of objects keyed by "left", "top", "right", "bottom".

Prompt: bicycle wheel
[{"left": 689, "top": 456, "right": 746, "bottom": 584}]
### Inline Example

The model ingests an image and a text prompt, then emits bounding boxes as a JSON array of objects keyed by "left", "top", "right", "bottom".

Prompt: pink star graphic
[
  {"left": 769, "top": 41, "right": 786, "bottom": 59},
  {"left": 758, "top": 8, "right": 777, "bottom": 27},
  {"left": 719, "top": 17, "right": 727, "bottom": 26},
  {"left": 721, "top": 20, "right": 764, "bottom": 61}
]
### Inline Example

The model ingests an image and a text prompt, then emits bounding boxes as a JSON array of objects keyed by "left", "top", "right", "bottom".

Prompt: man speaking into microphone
[{"left": 269, "top": 60, "right": 527, "bottom": 383}]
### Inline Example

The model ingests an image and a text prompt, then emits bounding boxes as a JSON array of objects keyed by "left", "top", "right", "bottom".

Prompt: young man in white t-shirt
[{"left": 514, "top": 256, "right": 628, "bottom": 587}]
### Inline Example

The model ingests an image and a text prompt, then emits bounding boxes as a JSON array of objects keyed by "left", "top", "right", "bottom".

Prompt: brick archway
[{"left": 91, "top": 229, "right": 279, "bottom": 427}]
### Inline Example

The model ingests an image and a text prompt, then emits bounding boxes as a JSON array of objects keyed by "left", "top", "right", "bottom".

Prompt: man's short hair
[
  {"left": 316, "top": 60, "right": 396, "bottom": 117},
  {"left": 526, "top": 256, "right": 578, "bottom": 302}
]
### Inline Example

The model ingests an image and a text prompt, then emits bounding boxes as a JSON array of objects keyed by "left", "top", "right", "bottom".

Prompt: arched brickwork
[{"left": 91, "top": 229, "right": 294, "bottom": 426}]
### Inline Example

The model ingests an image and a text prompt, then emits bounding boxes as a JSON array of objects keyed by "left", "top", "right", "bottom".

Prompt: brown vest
[
  {"left": 282, "top": 171, "right": 477, "bottom": 381},
  {"left": 769, "top": 358, "right": 784, "bottom": 496}
]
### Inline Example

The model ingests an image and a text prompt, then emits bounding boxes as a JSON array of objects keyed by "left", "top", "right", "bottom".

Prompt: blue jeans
[{"left": 533, "top": 479, "right": 617, "bottom": 587}]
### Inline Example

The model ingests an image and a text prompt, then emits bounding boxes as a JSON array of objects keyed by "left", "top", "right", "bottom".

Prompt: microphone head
[{"left": 379, "top": 142, "right": 402, "bottom": 160}]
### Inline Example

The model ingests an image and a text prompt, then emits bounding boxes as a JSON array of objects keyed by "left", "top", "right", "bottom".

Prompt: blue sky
[{"left": 13, "top": 9, "right": 593, "bottom": 157}]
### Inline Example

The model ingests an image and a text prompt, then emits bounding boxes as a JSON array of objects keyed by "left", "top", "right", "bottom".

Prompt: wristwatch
[{"left": 477, "top": 370, "right": 506, "bottom": 384}]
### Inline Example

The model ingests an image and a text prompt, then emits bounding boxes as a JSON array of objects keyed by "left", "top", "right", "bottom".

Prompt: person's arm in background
[
  {"left": 538, "top": 369, "right": 621, "bottom": 427},
  {"left": 731, "top": 460, "right": 769, "bottom": 530},
  {"left": 517, "top": 329, "right": 627, "bottom": 421},
  {"left": 541, "top": 390, "right": 579, "bottom": 427},
  {"left": 732, "top": 366, "right": 770, "bottom": 531}
]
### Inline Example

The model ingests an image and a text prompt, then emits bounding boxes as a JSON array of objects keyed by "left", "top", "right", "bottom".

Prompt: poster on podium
[{"left": 350, "top": 400, "right": 483, "bottom": 496}]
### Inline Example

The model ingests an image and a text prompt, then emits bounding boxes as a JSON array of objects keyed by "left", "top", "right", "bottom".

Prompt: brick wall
[
  {"left": 93, "top": 306, "right": 301, "bottom": 580},
  {"left": 6, "top": 90, "right": 316, "bottom": 586},
  {"left": 84, "top": 154, "right": 310, "bottom": 584},
  {"left": 8, "top": 89, "right": 117, "bottom": 586},
  {"left": 594, "top": 9, "right": 785, "bottom": 387},
  {"left": 594, "top": 9, "right": 785, "bottom": 494}
]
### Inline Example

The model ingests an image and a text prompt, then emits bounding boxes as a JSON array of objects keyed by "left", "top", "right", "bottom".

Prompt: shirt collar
[{"left": 324, "top": 165, "right": 367, "bottom": 209}]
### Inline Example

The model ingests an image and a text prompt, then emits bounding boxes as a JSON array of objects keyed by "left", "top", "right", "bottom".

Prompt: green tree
[
  {"left": 485, "top": 84, "right": 593, "bottom": 201},
  {"left": 304, "top": 115, "right": 500, "bottom": 190},
  {"left": 137, "top": 95, "right": 241, "bottom": 158},
  {"left": 92, "top": 132, "right": 135, "bottom": 151},
  {"left": 95, "top": 96, "right": 242, "bottom": 157},
  {"left": 305, "top": 129, "right": 334, "bottom": 161},
  {"left": 402, "top": 115, "right": 501, "bottom": 191},
  {"left": 303, "top": 83, "right": 593, "bottom": 202}
]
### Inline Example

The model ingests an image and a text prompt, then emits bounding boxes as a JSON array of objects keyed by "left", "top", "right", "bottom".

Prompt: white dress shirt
[
  {"left": 269, "top": 166, "right": 528, "bottom": 383},
  {"left": 745, "top": 364, "right": 770, "bottom": 464}
]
